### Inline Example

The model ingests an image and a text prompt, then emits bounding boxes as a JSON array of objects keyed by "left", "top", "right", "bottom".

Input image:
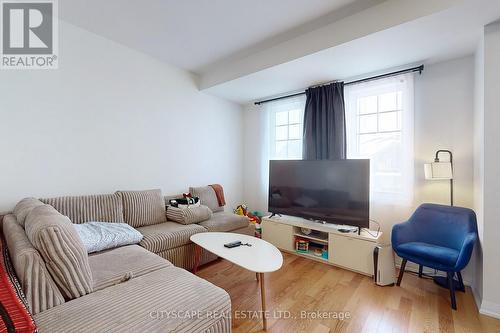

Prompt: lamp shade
[{"left": 424, "top": 162, "right": 453, "bottom": 180}]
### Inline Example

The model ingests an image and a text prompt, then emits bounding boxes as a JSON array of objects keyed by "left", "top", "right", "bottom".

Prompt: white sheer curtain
[
  {"left": 242, "top": 103, "right": 270, "bottom": 213},
  {"left": 244, "top": 96, "right": 305, "bottom": 213},
  {"left": 345, "top": 74, "right": 415, "bottom": 229}
]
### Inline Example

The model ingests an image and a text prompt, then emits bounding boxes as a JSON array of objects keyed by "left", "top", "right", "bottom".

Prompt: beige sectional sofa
[{"left": 1, "top": 187, "right": 251, "bottom": 333}]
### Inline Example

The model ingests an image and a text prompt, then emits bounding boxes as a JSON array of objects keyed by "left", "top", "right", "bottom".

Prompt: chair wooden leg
[
  {"left": 397, "top": 259, "right": 407, "bottom": 286},
  {"left": 418, "top": 265, "right": 423, "bottom": 278},
  {"left": 457, "top": 271, "right": 465, "bottom": 292},
  {"left": 447, "top": 272, "right": 457, "bottom": 310}
]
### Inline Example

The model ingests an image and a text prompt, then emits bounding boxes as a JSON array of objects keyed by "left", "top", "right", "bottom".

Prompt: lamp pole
[{"left": 434, "top": 149, "right": 453, "bottom": 206}]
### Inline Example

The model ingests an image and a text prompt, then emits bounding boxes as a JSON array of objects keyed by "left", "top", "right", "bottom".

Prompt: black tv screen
[{"left": 268, "top": 159, "right": 370, "bottom": 228}]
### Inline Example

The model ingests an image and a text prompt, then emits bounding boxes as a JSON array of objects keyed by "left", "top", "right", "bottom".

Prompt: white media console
[{"left": 262, "top": 215, "right": 383, "bottom": 276}]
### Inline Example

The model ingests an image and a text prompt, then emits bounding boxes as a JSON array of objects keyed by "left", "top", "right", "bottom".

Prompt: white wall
[
  {"left": 242, "top": 104, "right": 269, "bottom": 213},
  {"left": 0, "top": 21, "right": 244, "bottom": 212},
  {"left": 414, "top": 56, "right": 475, "bottom": 210},
  {"left": 478, "top": 20, "right": 500, "bottom": 318},
  {"left": 473, "top": 33, "right": 485, "bottom": 309}
]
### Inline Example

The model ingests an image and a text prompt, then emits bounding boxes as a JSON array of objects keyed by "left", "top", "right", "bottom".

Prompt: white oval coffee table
[{"left": 190, "top": 232, "right": 283, "bottom": 331}]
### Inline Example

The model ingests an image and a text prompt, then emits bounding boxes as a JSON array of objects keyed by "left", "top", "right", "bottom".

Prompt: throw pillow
[
  {"left": 189, "top": 186, "right": 223, "bottom": 212},
  {"left": 116, "top": 189, "right": 166, "bottom": 227},
  {"left": 74, "top": 222, "right": 144, "bottom": 253},
  {"left": 167, "top": 205, "right": 212, "bottom": 225}
]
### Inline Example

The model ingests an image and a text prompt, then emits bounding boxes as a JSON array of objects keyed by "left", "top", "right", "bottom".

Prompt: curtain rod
[{"left": 254, "top": 64, "right": 424, "bottom": 105}]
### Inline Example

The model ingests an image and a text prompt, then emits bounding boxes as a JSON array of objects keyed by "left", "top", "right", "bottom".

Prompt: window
[
  {"left": 345, "top": 74, "right": 414, "bottom": 204},
  {"left": 268, "top": 96, "right": 306, "bottom": 159}
]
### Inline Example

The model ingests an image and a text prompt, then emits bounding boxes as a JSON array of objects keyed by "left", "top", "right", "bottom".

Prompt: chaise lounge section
[{"left": 34, "top": 264, "right": 231, "bottom": 333}]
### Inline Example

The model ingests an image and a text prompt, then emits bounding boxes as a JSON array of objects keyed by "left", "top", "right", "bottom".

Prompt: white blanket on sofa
[{"left": 74, "top": 222, "right": 143, "bottom": 253}]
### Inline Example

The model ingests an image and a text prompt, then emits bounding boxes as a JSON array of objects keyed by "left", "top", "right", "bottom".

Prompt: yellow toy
[{"left": 234, "top": 204, "right": 260, "bottom": 224}]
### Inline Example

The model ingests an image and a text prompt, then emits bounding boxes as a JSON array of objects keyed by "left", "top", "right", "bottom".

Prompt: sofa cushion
[
  {"left": 166, "top": 205, "right": 212, "bottom": 225},
  {"left": 198, "top": 212, "right": 249, "bottom": 232},
  {"left": 3, "top": 214, "right": 65, "bottom": 314},
  {"left": 34, "top": 266, "right": 231, "bottom": 333},
  {"left": 136, "top": 222, "right": 206, "bottom": 253},
  {"left": 40, "top": 194, "right": 124, "bottom": 224},
  {"left": 24, "top": 205, "right": 93, "bottom": 300},
  {"left": 13, "top": 198, "right": 45, "bottom": 227},
  {"left": 116, "top": 189, "right": 166, "bottom": 227},
  {"left": 189, "top": 186, "right": 223, "bottom": 212},
  {"left": 88, "top": 245, "right": 171, "bottom": 291}
]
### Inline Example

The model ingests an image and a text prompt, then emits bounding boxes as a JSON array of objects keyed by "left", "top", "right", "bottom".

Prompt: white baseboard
[
  {"left": 463, "top": 285, "right": 500, "bottom": 319},
  {"left": 479, "top": 300, "right": 500, "bottom": 319},
  {"left": 471, "top": 286, "right": 482, "bottom": 311}
]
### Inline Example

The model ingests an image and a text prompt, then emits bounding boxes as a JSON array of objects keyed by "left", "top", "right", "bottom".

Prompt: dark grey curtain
[{"left": 302, "top": 82, "right": 346, "bottom": 160}]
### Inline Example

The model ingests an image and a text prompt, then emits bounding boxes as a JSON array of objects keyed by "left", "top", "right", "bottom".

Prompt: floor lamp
[
  {"left": 424, "top": 149, "right": 454, "bottom": 206},
  {"left": 424, "top": 150, "right": 460, "bottom": 291}
]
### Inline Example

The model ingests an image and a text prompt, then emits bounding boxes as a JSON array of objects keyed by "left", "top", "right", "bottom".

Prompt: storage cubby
[
  {"left": 262, "top": 215, "right": 382, "bottom": 276},
  {"left": 293, "top": 226, "right": 329, "bottom": 261}
]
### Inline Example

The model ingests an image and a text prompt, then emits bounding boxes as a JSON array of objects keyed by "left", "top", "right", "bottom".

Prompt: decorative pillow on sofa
[
  {"left": 116, "top": 189, "right": 166, "bottom": 227},
  {"left": 13, "top": 197, "right": 45, "bottom": 227},
  {"left": 24, "top": 205, "right": 93, "bottom": 300},
  {"left": 74, "top": 222, "right": 144, "bottom": 253},
  {"left": 166, "top": 205, "right": 212, "bottom": 225},
  {"left": 189, "top": 186, "right": 223, "bottom": 212}
]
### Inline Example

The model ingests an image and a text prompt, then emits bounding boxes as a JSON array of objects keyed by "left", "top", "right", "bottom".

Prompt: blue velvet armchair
[{"left": 392, "top": 203, "right": 477, "bottom": 310}]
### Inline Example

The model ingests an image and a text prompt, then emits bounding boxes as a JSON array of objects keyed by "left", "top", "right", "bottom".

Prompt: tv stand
[
  {"left": 269, "top": 213, "right": 282, "bottom": 218},
  {"left": 261, "top": 215, "right": 382, "bottom": 276}
]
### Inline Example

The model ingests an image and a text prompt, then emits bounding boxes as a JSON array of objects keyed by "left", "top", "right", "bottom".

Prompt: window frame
[
  {"left": 345, "top": 74, "right": 414, "bottom": 204},
  {"left": 268, "top": 96, "right": 306, "bottom": 160}
]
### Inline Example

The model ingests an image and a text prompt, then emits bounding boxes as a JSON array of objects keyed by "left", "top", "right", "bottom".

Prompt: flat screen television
[{"left": 268, "top": 159, "right": 370, "bottom": 229}]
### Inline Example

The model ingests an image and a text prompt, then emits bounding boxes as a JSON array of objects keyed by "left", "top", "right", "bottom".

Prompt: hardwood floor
[{"left": 197, "top": 252, "right": 500, "bottom": 333}]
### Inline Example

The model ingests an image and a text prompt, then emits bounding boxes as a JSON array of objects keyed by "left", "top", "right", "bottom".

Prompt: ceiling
[
  {"left": 203, "top": 0, "right": 500, "bottom": 104},
  {"left": 59, "top": 0, "right": 500, "bottom": 105},
  {"left": 59, "top": 0, "right": 361, "bottom": 72}
]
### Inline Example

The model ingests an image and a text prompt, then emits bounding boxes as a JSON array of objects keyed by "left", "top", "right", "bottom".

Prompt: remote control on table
[{"left": 224, "top": 241, "right": 242, "bottom": 248}]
